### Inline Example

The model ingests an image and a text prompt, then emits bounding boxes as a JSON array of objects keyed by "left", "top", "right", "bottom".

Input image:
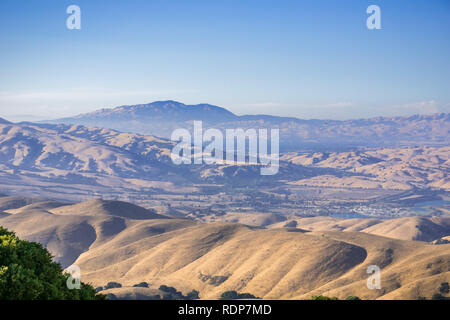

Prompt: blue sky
[{"left": 0, "top": 0, "right": 449, "bottom": 121}]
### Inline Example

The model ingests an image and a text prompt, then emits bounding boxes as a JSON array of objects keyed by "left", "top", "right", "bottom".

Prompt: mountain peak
[
  {"left": 119, "top": 100, "right": 236, "bottom": 115},
  {"left": 57, "top": 100, "right": 238, "bottom": 123},
  {"left": 0, "top": 117, "right": 11, "bottom": 124},
  {"left": 42, "top": 102, "right": 449, "bottom": 149}
]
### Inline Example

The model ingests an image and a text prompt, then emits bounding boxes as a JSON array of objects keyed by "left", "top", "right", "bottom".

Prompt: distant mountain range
[
  {"left": 0, "top": 117, "right": 11, "bottom": 124},
  {"left": 43, "top": 101, "right": 450, "bottom": 151},
  {"left": 0, "top": 100, "right": 448, "bottom": 200},
  {"left": 0, "top": 119, "right": 448, "bottom": 204},
  {"left": 0, "top": 120, "right": 341, "bottom": 201}
]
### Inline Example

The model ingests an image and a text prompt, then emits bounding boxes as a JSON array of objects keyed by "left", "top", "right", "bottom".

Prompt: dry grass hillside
[
  {"left": 268, "top": 216, "right": 450, "bottom": 242},
  {"left": 0, "top": 195, "right": 449, "bottom": 300},
  {"left": 282, "top": 146, "right": 450, "bottom": 191}
]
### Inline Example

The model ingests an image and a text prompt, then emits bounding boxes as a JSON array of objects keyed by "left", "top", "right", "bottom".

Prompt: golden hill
[
  {"left": 0, "top": 196, "right": 41, "bottom": 211},
  {"left": 72, "top": 222, "right": 449, "bottom": 300},
  {"left": 0, "top": 197, "right": 449, "bottom": 300},
  {"left": 6, "top": 200, "right": 68, "bottom": 214},
  {"left": 50, "top": 199, "right": 168, "bottom": 220},
  {"left": 268, "top": 216, "right": 450, "bottom": 242},
  {"left": 282, "top": 146, "right": 450, "bottom": 191}
]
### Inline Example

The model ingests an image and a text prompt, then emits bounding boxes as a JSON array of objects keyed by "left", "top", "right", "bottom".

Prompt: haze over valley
[
  {"left": 0, "top": 101, "right": 449, "bottom": 300},
  {"left": 46, "top": 101, "right": 449, "bottom": 151}
]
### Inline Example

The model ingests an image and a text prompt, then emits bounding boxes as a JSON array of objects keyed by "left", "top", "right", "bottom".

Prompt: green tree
[
  {"left": 431, "top": 293, "right": 448, "bottom": 300},
  {"left": 186, "top": 290, "right": 200, "bottom": 300},
  {"left": 0, "top": 226, "right": 105, "bottom": 300},
  {"left": 439, "top": 282, "right": 449, "bottom": 294},
  {"left": 220, "top": 291, "right": 259, "bottom": 300},
  {"left": 237, "top": 293, "right": 259, "bottom": 299},
  {"left": 311, "top": 295, "right": 339, "bottom": 300},
  {"left": 104, "top": 281, "right": 122, "bottom": 289},
  {"left": 159, "top": 285, "right": 177, "bottom": 294},
  {"left": 345, "top": 296, "right": 361, "bottom": 300},
  {"left": 220, "top": 291, "right": 239, "bottom": 300},
  {"left": 133, "top": 282, "right": 149, "bottom": 288}
]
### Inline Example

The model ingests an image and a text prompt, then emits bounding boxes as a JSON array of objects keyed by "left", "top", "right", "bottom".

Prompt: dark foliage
[
  {"left": 0, "top": 226, "right": 105, "bottom": 300},
  {"left": 220, "top": 290, "right": 259, "bottom": 300}
]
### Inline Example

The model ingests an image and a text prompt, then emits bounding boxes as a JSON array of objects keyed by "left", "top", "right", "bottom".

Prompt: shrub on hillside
[
  {"left": 439, "top": 282, "right": 449, "bottom": 294},
  {"left": 220, "top": 290, "right": 259, "bottom": 300},
  {"left": 159, "top": 285, "right": 178, "bottom": 294},
  {"left": 0, "top": 226, "right": 105, "bottom": 300},
  {"left": 158, "top": 285, "right": 199, "bottom": 300},
  {"left": 104, "top": 282, "right": 122, "bottom": 289},
  {"left": 186, "top": 290, "right": 200, "bottom": 300},
  {"left": 311, "top": 295, "right": 339, "bottom": 300},
  {"left": 133, "top": 282, "right": 149, "bottom": 288},
  {"left": 220, "top": 291, "right": 239, "bottom": 300}
]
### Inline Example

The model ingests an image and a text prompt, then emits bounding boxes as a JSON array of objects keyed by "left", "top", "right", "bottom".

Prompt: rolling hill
[
  {"left": 0, "top": 120, "right": 201, "bottom": 201},
  {"left": 0, "top": 120, "right": 351, "bottom": 201},
  {"left": 267, "top": 216, "right": 450, "bottom": 242},
  {"left": 0, "top": 120, "right": 448, "bottom": 201},
  {"left": 0, "top": 195, "right": 448, "bottom": 300},
  {"left": 282, "top": 146, "right": 450, "bottom": 191}
]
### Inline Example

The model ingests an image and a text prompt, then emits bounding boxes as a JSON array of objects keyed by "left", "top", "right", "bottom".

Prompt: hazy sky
[{"left": 0, "top": 0, "right": 449, "bottom": 121}]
